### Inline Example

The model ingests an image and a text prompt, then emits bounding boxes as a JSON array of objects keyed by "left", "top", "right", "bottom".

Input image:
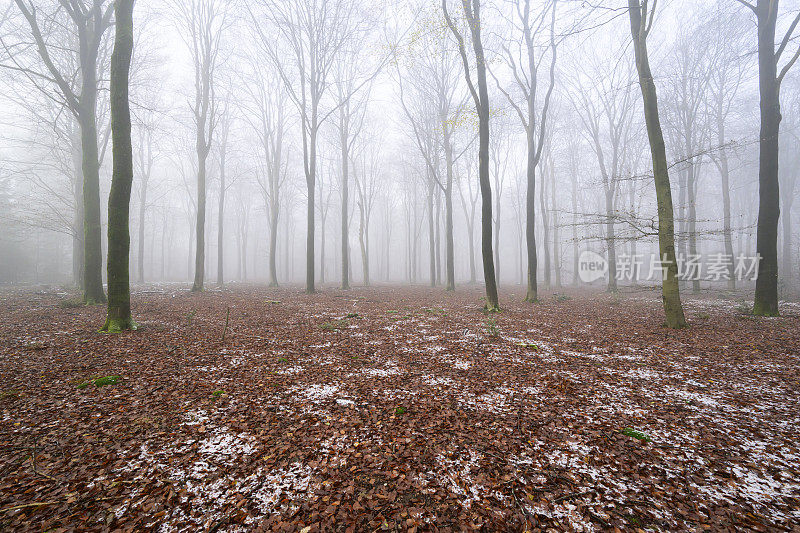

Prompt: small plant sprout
[
  {"left": 320, "top": 319, "right": 349, "bottom": 331},
  {"left": 621, "top": 427, "right": 652, "bottom": 442},
  {"left": 486, "top": 318, "right": 499, "bottom": 337},
  {"left": 395, "top": 406, "right": 407, "bottom": 415},
  {"left": 76, "top": 376, "right": 120, "bottom": 389}
]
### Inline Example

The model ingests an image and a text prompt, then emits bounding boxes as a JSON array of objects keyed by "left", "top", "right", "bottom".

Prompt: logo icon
[{"left": 578, "top": 250, "right": 608, "bottom": 283}]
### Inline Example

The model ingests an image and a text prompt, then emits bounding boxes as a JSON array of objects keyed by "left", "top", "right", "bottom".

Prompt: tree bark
[{"left": 102, "top": 0, "right": 136, "bottom": 332}]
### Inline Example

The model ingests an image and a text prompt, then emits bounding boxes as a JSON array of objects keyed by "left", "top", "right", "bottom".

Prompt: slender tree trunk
[
  {"left": 340, "top": 118, "right": 350, "bottom": 290},
  {"left": 571, "top": 171, "right": 579, "bottom": 284},
  {"left": 782, "top": 195, "right": 792, "bottom": 281},
  {"left": 687, "top": 160, "right": 700, "bottom": 293},
  {"left": 137, "top": 182, "right": 147, "bottom": 283},
  {"left": 443, "top": 132, "right": 456, "bottom": 291},
  {"left": 468, "top": 216, "right": 476, "bottom": 284},
  {"left": 306, "top": 125, "right": 317, "bottom": 293},
  {"left": 427, "top": 175, "right": 436, "bottom": 287},
  {"left": 717, "top": 115, "right": 736, "bottom": 289},
  {"left": 605, "top": 189, "right": 617, "bottom": 291},
  {"left": 525, "top": 130, "right": 538, "bottom": 301},
  {"left": 552, "top": 171, "right": 560, "bottom": 288},
  {"left": 217, "top": 146, "right": 226, "bottom": 286},
  {"left": 493, "top": 175, "right": 500, "bottom": 288},
  {"left": 629, "top": 0, "right": 687, "bottom": 328},
  {"left": 192, "top": 145, "right": 207, "bottom": 291},
  {"left": 753, "top": 0, "right": 782, "bottom": 316},
  {"left": 102, "top": 0, "right": 135, "bottom": 332},
  {"left": 269, "top": 199, "right": 279, "bottom": 286},
  {"left": 71, "top": 130, "right": 85, "bottom": 288},
  {"left": 540, "top": 166, "right": 550, "bottom": 289}
]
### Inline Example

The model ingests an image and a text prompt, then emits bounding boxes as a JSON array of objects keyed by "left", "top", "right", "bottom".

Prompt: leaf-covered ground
[{"left": 1, "top": 285, "right": 799, "bottom": 532}]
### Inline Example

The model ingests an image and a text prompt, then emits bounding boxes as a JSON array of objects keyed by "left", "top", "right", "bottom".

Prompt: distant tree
[
  {"left": 102, "top": 0, "right": 135, "bottom": 332},
  {"left": 628, "top": 0, "right": 687, "bottom": 328},
  {"left": 734, "top": 0, "right": 800, "bottom": 315},
  {"left": 171, "top": 0, "right": 227, "bottom": 292},
  {"left": 569, "top": 48, "right": 637, "bottom": 293},
  {"left": 490, "top": 0, "right": 558, "bottom": 302},
  {"left": 442, "top": 0, "right": 499, "bottom": 311},
  {"left": 240, "top": 53, "right": 289, "bottom": 288},
  {"left": 353, "top": 123, "right": 383, "bottom": 286},
  {"left": 215, "top": 96, "right": 232, "bottom": 286},
  {"left": 250, "top": 0, "right": 365, "bottom": 294},
  {"left": 707, "top": 4, "right": 748, "bottom": 290}
]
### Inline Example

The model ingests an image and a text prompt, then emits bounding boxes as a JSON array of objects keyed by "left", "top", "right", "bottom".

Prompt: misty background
[{"left": 0, "top": 0, "right": 798, "bottom": 297}]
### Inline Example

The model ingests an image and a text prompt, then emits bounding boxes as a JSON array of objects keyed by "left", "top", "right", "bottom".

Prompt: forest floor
[{"left": 0, "top": 284, "right": 799, "bottom": 532}]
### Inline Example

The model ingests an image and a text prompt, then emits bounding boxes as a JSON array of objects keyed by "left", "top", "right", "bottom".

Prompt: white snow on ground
[
  {"left": 433, "top": 450, "right": 485, "bottom": 509},
  {"left": 362, "top": 359, "right": 403, "bottom": 378},
  {"left": 287, "top": 383, "right": 340, "bottom": 403},
  {"left": 240, "top": 463, "right": 314, "bottom": 517}
]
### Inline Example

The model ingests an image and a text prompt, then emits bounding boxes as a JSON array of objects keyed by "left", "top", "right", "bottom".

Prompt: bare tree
[
  {"left": 491, "top": 0, "right": 558, "bottom": 302},
  {"left": 6, "top": 0, "right": 114, "bottom": 303},
  {"left": 171, "top": 0, "right": 227, "bottom": 292},
  {"left": 353, "top": 121, "right": 383, "bottom": 286},
  {"left": 570, "top": 47, "right": 637, "bottom": 292},
  {"left": 442, "top": 0, "right": 499, "bottom": 310},
  {"left": 707, "top": 3, "right": 748, "bottom": 290},
  {"left": 240, "top": 53, "right": 289, "bottom": 288},
  {"left": 628, "top": 0, "right": 687, "bottom": 328},
  {"left": 250, "top": 0, "right": 365, "bottom": 294},
  {"left": 735, "top": 0, "right": 800, "bottom": 315}
]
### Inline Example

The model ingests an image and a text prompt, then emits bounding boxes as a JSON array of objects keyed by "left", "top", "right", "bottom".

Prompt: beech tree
[
  {"left": 102, "top": 0, "right": 135, "bottom": 332},
  {"left": 250, "top": 0, "right": 363, "bottom": 294},
  {"left": 442, "top": 0, "right": 499, "bottom": 311},
  {"left": 735, "top": 0, "right": 800, "bottom": 316},
  {"left": 8, "top": 0, "right": 114, "bottom": 303},
  {"left": 240, "top": 54, "right": 289, "bottom": 288},
  {"left": 628, "top": 0, "right": 687, "bottom": 328},
  {"left": 491, "top": 0, "right": 557, "bottom": 302},
  {"left": 172, "top": 0, "right": 227, "bottom": 293}
]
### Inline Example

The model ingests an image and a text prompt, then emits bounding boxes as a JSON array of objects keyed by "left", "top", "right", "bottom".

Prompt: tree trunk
[
  {"left": 605, "top": 188, "right": 617, "bottom": 292},
  {"left": 552, "top": 169, "right": 560, "bottom": 288},
  {"left": 340, "top": 117, "right": 350, "bottom": 290},
  {"left": 192, "top": 144, "right": 207, "bottom": 291},
  {"left": 269, "top": 198, "right": 279, "bottom": 286},
  {"left": 102, "top": 0, "right": 135, "bottom": 332},
  {"left": 753, "top": 0, "right": 781, "bottom": 316},
  {"left": 306, "top": 126, "right": 317, "bottom": 293},
  {"left": 71, "top": 129, "right": 85, "bottom": 288},
  {"left": 137, "top": 180, "right": 147, "bottom": 283},
  {"left": 217, "top": 142, "right": 226, "bottom": 286},
  {"left": 687, "top": 160, "right": 700, "bottom": 293},
  {"left": 540, "top": 165, "right": 550, "bottom": 289},
  {"left": 717, "top": 114, "right": 736, "bottom": 289},
  {"left": 525, "top": 130, "right": 538, "bottom": 301},
  {"left": 80, "top": 82, "right": 106, "bottom": 303},
  {"left": 427, "top": 174, "right": 436, "bottom": 287},
  {"left": 782, "top": 194, "right": 792, "bottom": 282},
  {"left": 629, "top": 0, "right": 687, "bottom": 328}
]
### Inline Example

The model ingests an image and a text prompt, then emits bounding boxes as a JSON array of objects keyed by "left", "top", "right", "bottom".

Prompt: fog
[{"left": 1, "top": 0, "right": 798, "bottom": 304}]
